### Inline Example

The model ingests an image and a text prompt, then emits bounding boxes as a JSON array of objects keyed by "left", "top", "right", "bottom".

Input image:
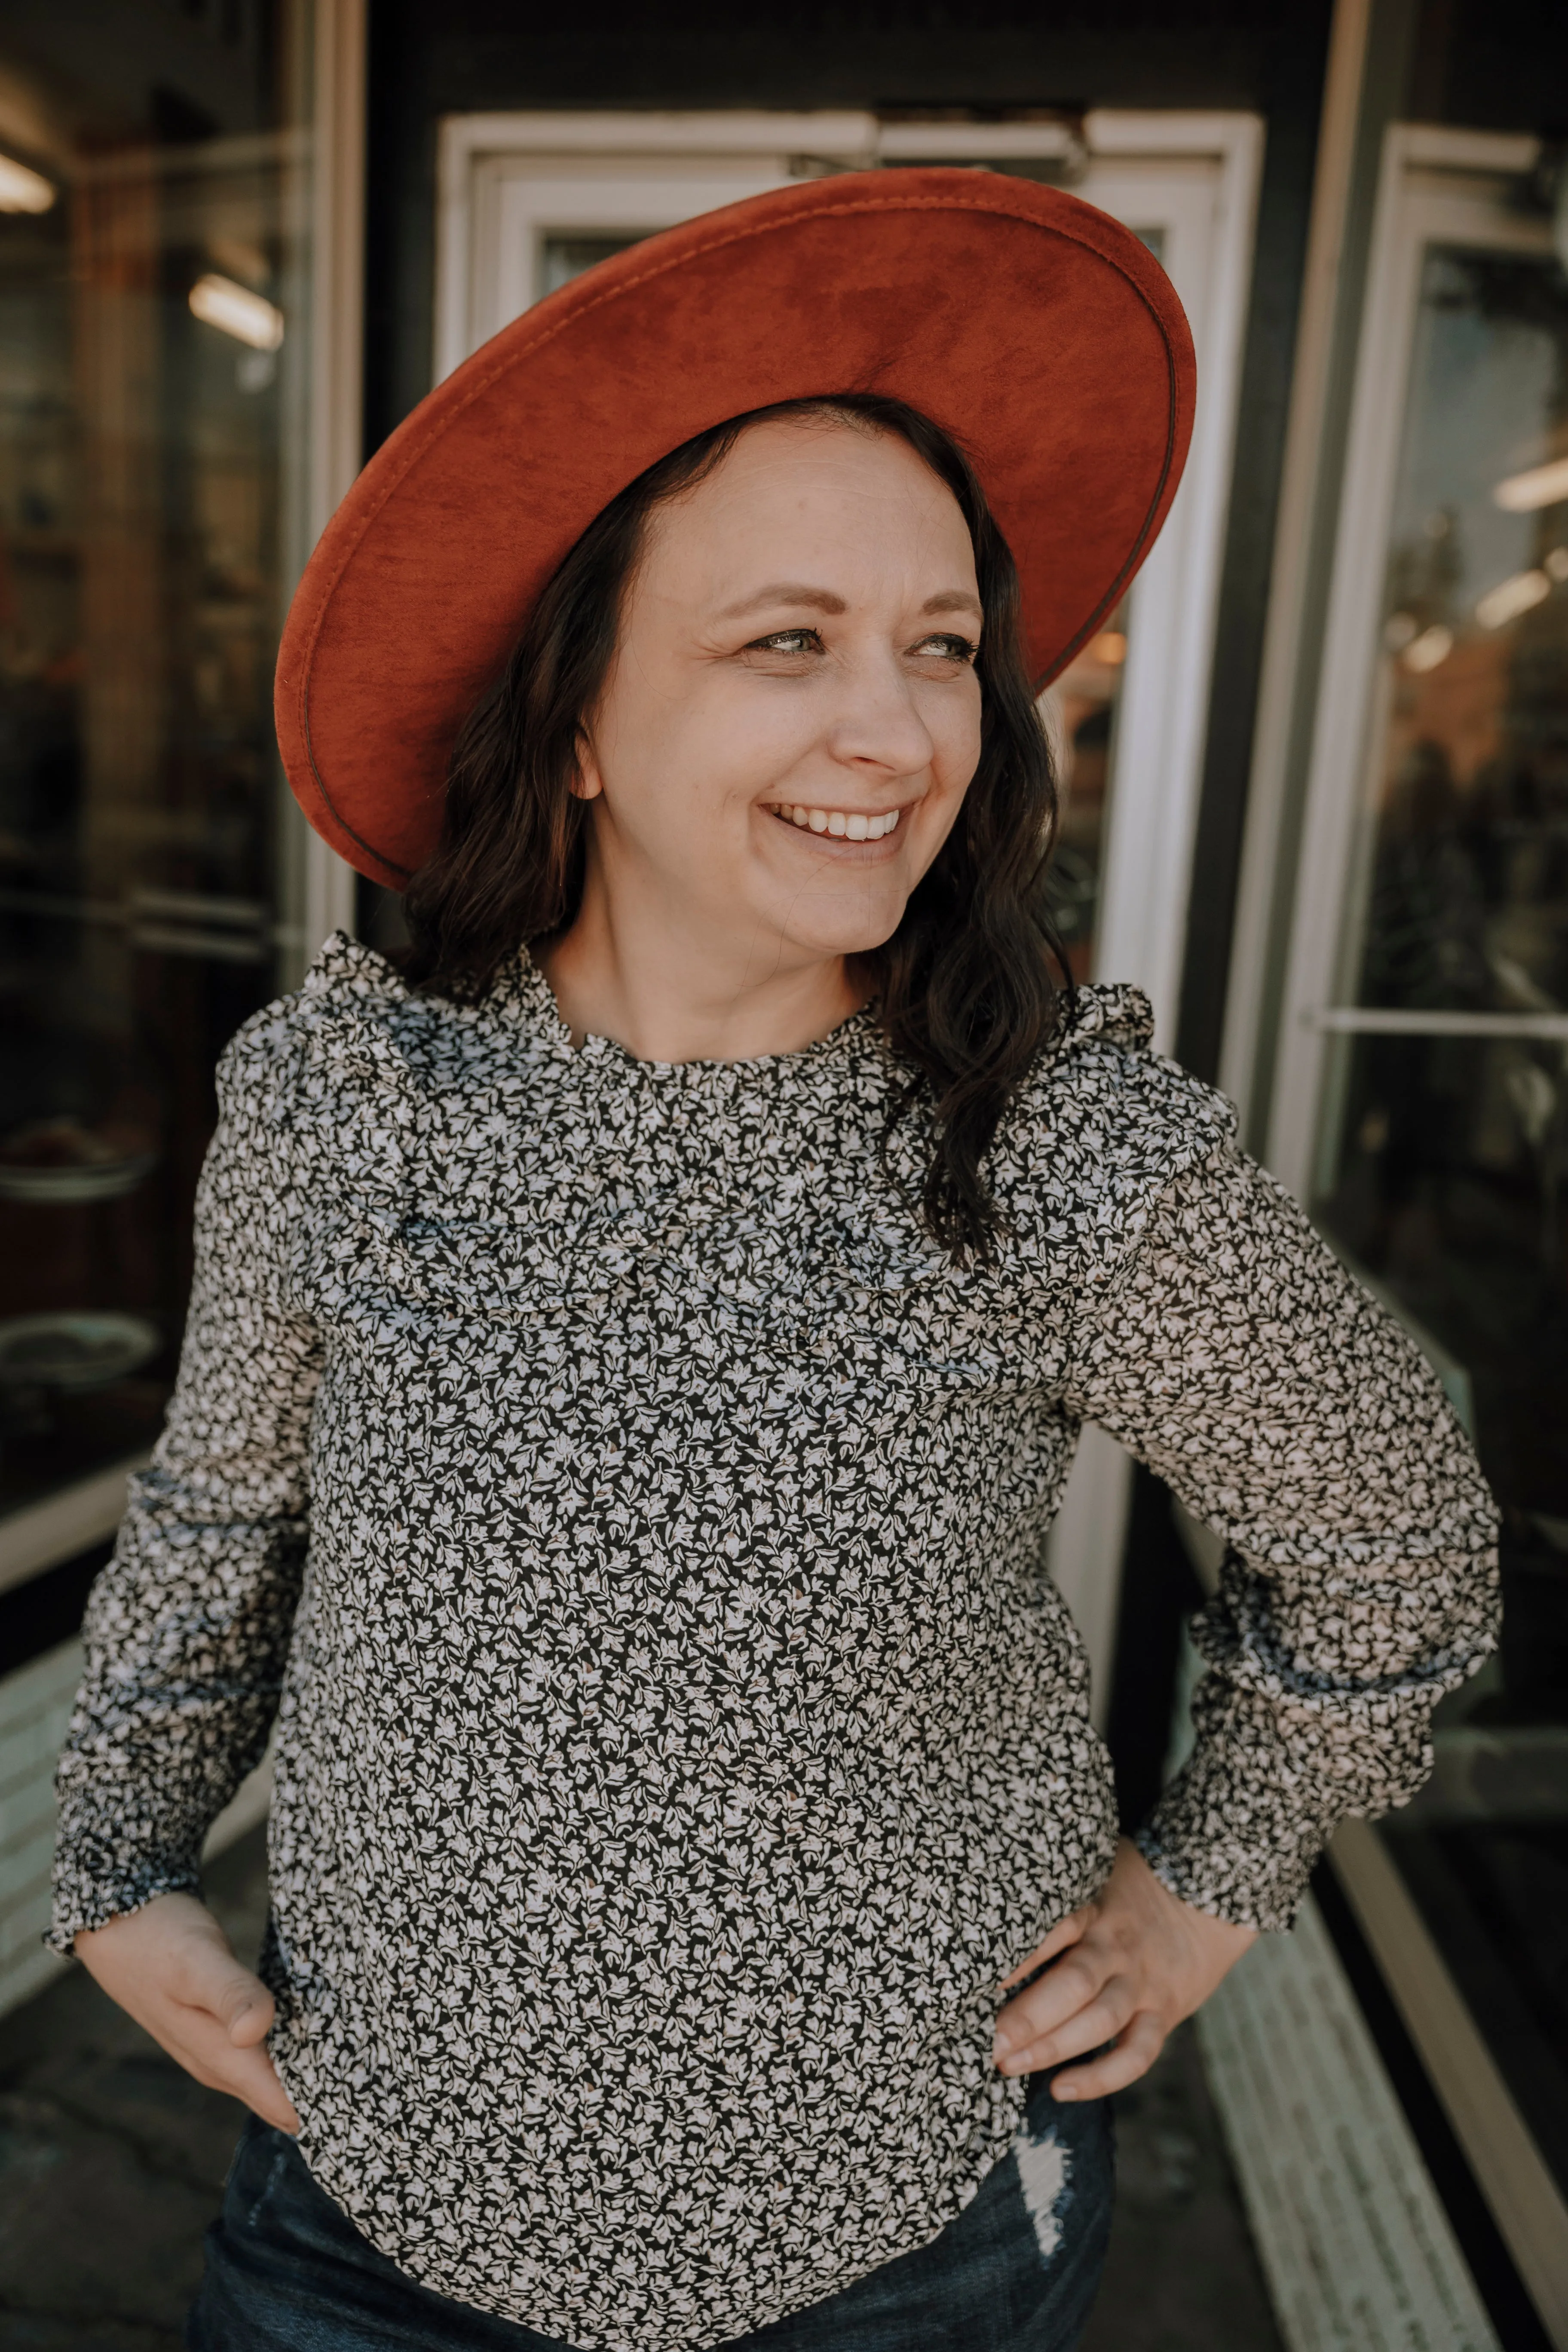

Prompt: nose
[{"left": 824, "top": 647, "right": 937, "bottom": 780}]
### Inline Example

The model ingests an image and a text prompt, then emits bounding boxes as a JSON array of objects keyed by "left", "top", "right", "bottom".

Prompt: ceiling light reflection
[
  {"left": 1493, "top": 455, "right": 1568, "bottom": 513},
  {"left": 1475, "top": 569, "right": 1551, "bottom": 631},
  {"left": 0, "top": 154, "right": 55, "bottom": 213},
  {"left": 188, "top": 273, "right": 284, "bottom": 352},
  {"left": 1403, "top": 625, "right": 1452, "bottom": 674}
]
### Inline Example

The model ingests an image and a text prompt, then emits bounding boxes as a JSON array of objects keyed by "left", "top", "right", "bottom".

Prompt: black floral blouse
[{"left": 52, "top": 936, "right": 1497, "bottom": 2350}]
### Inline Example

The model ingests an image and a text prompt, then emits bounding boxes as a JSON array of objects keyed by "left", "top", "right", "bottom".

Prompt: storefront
[
  {"left": 0, "top": 0, "right": 1562, "bottom": 2342},
  {"left": 0, "top": 0, "right": 361, "bottom": 2000}
]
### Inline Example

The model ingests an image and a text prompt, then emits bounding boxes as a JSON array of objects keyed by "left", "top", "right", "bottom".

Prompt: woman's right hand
[{"left": 74, "top": 1891, "right": 301, "bottom": 2133}]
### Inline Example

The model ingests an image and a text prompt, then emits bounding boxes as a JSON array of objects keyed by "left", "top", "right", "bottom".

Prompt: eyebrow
[{"left": 717, "top": 584, "right": 983, "bottom": 622}]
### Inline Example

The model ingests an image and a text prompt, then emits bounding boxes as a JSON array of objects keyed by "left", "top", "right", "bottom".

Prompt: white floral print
[{"left": 52, "top": 935, "right": 1498, "bottom": 2350}]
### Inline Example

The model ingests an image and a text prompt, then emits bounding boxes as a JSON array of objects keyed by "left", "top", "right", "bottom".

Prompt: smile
[{"left": 764, "top": 803, "right": 903, "bottom": 841}]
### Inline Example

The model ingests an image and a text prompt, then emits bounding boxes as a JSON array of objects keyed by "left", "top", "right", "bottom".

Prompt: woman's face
[{"left": 575, "top": 417, "right": 984, "bottom": 971}]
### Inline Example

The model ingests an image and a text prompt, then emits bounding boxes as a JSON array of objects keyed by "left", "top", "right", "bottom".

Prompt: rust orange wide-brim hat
[{"left": 276, "top": 167, "right": 1195, "bottom": 889}]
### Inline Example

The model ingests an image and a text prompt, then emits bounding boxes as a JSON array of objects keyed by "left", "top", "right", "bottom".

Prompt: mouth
[{"left": 763, "top": 802, "right": 904, "bottom": 842}]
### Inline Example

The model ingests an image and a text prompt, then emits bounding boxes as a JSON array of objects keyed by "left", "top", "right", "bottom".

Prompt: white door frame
[
  {"left": 434, "top": 108, "right": 1264, "bottom": 1712},
  {"left": 297, "top": 0, "right": 369, "bottom": 963},
  {"left": 1263, "top": 124, "right": 1560, "bottom": 1200}
]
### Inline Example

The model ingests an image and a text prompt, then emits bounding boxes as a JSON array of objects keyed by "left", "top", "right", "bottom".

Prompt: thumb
[{"left": 211, "top": 1963, "right": 276, "bottom": 2047}]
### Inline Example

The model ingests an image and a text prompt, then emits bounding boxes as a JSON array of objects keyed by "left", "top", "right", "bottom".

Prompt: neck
[{"left": 536, "top": 862, "right": 865, "bottom": 1066}]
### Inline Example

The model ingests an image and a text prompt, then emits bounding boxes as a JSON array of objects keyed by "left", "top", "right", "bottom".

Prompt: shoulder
[
  {"left": 989, "top": 983, "right": 1238, "bottom": 1273},
  {"left": 216, "top": 933, "right": 417, "bottom": 1114}
]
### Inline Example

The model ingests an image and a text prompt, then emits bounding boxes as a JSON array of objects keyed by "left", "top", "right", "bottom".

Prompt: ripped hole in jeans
[{"left": 1013, "top": 2114, "right": 1071, "bottom": 2263}]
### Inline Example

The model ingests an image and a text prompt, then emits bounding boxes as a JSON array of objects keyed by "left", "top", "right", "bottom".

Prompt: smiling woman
[
  {"left": 52, "top": 170, "right": 1498, "bottom": 2352},
  {"left": 404, "top": 393, "right": 1063, "bottom": 1254}
]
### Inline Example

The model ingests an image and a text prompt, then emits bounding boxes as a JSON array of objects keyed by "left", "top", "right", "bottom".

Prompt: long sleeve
[
  {"left": 1065, "top": 1137, "right": 1499, "bottom": 1933},
  {"left": 49, "top": 1011, "right": 322, "bottom": 1950}
]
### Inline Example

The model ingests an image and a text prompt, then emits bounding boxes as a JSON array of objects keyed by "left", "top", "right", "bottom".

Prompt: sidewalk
[{"left": 0, "top": 1828, "right": 1281, "bottom": 2349}]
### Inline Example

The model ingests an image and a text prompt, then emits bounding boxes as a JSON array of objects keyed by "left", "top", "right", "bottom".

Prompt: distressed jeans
[{"left": 188, "top": 2081, "right": 1114, "bottom": 2352}]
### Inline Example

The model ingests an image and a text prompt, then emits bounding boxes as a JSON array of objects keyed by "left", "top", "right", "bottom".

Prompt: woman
[{"left": 52, "top": 173, "right": 1496, "bottom": 2352}]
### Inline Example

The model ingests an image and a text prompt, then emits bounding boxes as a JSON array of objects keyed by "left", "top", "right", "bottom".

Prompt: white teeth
[{"left": 770, "top": 804, "right": 903, "bottom": 837}]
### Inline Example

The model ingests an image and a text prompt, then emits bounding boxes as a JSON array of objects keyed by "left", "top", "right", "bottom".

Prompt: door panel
[{"left": 1270, "top": 125, "right": 1568, "bottom": 2279}]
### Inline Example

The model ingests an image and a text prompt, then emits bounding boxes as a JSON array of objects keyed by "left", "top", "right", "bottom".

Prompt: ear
[{"left": 570, "top": 729, "right": 603, "bottom": 802}]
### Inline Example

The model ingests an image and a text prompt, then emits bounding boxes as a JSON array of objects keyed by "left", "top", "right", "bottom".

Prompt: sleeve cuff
[
  {"left": 48, "top": 1850, "right": 203, "bottom": 1956},
  {"left": 1136, "top": 1763, "right": 1335, "bottom": 1934}
]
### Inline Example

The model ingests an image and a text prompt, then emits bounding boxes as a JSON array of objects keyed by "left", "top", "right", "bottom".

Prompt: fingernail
[{"left": 1053, "top": 2082, "right": 1079, "bottom": 2101}]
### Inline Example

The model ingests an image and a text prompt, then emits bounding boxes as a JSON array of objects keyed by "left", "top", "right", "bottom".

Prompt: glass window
[
  {"left": 1311, "top": 238, "right": 1568, "bottom": 2188},
  {"left": 1041, "top": 612, "right": 1130, "bottom": 983},
  {"left": 0, "top": 2, "right": 317, "bottom": 1522},
  {"left": 537, "top": 232, "right": 645, "bottom": 300}
]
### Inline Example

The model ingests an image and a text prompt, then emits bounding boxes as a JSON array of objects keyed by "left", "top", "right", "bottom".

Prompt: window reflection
[
  {"left": 1313, "top": 239, "right": 1568, "bottom": 2187},
  {"left": 1041, "top": 618, "right": 1128, "bottom": 983},
  {"left": 0, "top": 11, "right": 312, "bottom": 1516}
]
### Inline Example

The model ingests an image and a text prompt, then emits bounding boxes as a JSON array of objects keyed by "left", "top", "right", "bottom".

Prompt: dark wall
[
  {"left": 1409, "top": 0, "right": 1568, "bottom": 128},
  {"left": 363, "top": 0, "right": 1338, "bottom": 1074},
  {"left": 364, "top": 0, "right": 1335, "bottom": 467}
]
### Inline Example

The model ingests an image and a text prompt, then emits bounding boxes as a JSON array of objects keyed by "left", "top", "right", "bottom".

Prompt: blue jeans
[{"left": 188, "top": 2084, "right": 1113, "bottom": 2351}]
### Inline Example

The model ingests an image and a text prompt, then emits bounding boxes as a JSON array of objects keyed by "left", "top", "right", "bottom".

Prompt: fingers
[
  {"left": 994, "top": 1943, "right": 1111, "bottom": 2066},
  {"left": 996, "top": 1905, "right": 1092, "bottom": 1993},
  {"left": 155, "top": 1908, "right": 275, "bottom": 2044},
  {"left": 217, "top": 1976, "right": 276, "bottom": 2047},
  {"left": 164, "top": 1999, "right": 302, "bottom": 2133},
  {"left": 73, "top": 1892, "right": 297, "bottom": 2130},
  {"left": 1048, "top": 2011, "right": 1166, "bottom": 2103},
  {"left": 184, "top": 2032, "right": 302, "bottom": 2133},
  {"left": 995, "top": 1973, "right": 1134, "bottom": 2077},
  {"left": 223, "top": 2043, "right": 303, "bottom": 2135}
]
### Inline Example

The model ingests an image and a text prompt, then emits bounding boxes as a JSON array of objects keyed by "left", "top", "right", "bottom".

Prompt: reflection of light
[
  {"left": 1475, "top": 568, "right": 1551, "bottom": 630},
  {"left": 1403, "top": 624, "right": 1452, "bottom": 673},
  {"left": 1493, "top": 455, "right": 1568, "bottom": 512},
  {"left": 1384, "top": 612, "right": 1418, "bottom": 651},
  {"left": 1548, "top": 547, "right": 1568, "bottom": 582},
  {"left": 1088, "top": 630, "right": 1127, "bottom": 666},
  {"left": 188, "top": 273, "right": 284, "bottom": 352},
  {"left": 0, "top": 153, "right": 55, "bottom": 213}
]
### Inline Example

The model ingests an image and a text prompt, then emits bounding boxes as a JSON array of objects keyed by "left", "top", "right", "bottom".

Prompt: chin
[
  {"left": 786, "top": 909, "right": 910, "bottom": 963},
  {"left": 769, "top": 881, "right": 912, "bottom": 965}
]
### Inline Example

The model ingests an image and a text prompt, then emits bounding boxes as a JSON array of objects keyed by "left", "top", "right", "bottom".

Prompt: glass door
[
  {"left": 0, "top": 0, "right": 333, "bottom": 1545},
  {"left": 432, "top": 108, "right": 1263, "bottom": 1706},
  {"left": 1269, "top": 125, "right": 1568, "bottom": 2298}
]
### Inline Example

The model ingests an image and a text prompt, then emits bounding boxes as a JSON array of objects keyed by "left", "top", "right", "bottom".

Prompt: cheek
[
  {"left": 946, "top": 690, "right": 985, "bottom": 784},
  {"left": 919, "top": 677, "right": 983, "bottom": 796},
  {"left": 648, "top": 686, "right": 816, "bottom": 824}
]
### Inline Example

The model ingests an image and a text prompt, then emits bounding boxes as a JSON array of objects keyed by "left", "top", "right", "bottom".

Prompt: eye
[
  {"left": 910, "top": 632, "right": 979, "bottom": 663},
  {"left": 744, "top": 628, "right": 824, "bottom": 657}
]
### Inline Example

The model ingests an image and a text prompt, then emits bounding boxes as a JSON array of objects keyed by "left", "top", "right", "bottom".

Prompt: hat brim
[{"left": 276, "top": 168, "right": 1195, "bottom": 888}]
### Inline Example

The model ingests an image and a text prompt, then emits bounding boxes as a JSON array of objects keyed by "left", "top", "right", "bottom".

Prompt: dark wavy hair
[{"left": 402, "top": 393, "right": 1071, "bottom": 1259}]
